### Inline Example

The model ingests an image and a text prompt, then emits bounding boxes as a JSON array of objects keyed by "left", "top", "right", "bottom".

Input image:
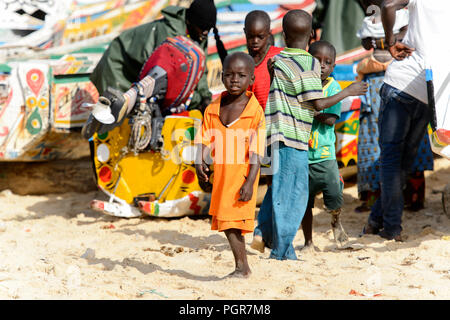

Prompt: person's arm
[
  {"left": 195, "top": 143, "right": 211, "bottom": 182},
  {"left": 397, "top": 25, "right": 408, "bottom": 42},
  {"left": 90, "top": 37, "right": 130, "bottom": 95},
  {"left": 311, "top": 82, "right": 368, "bottom": 111},
  {"left": 267, "top": 57, "right": 275, "bottom": 84},
  {"left": 90, "top": 23, "right": 158, "bottom": 95},
  {"left": 239, "top": 111, "right": 265, "bottom": 201},
  {"left": 314, "top": 113, "right": 339, "bottom": 126},
  {"left": 194, "top": 109, "right": 213, "bottom": 181},
  {"left": 238, "top": 153, "right": 261, "bottom": 202},
  {"left": 381, "top": 0, "right": 413, "bottom": 60}
]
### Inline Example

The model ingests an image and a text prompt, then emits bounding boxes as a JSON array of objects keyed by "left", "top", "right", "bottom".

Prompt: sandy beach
[{"left": 0, "top": 157, "right": 449, "bottom": 300}]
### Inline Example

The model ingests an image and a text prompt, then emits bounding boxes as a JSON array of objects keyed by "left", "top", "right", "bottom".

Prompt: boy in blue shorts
[{"left": 301, "top": 40, "right": 367, "bottom": 249}]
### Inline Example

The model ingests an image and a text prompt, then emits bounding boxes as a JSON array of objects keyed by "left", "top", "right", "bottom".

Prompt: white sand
[{"left": 0, "top": 158, "right": 449, "bottom": 300}]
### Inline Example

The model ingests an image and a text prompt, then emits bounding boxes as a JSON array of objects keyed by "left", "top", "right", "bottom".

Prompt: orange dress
[{"left": 197, "top": 91, "right": 266, "bottom": 234}]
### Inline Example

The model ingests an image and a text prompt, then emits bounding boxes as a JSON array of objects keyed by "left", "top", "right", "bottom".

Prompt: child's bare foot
[
  {"left": 227, "top": 268, "right": 252, "bottom": 279},
  {"left": 250, "top": 235, "right": 265, "bottom": 253},
  {"left": 300, "top": 242, "right": 318, "bottom": 254}
]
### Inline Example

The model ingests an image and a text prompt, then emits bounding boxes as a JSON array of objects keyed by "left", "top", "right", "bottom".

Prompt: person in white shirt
[{"left": 360, "top": 0, "right": 450, "bottom": 241}]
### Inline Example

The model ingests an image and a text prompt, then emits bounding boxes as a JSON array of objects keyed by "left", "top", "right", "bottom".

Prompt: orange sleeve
[
  {"left": 249, "top": 108, "right": 266, "bottom": 158},
  {"left": 195, "top": 109, "right": 213, "bottom": 147}
]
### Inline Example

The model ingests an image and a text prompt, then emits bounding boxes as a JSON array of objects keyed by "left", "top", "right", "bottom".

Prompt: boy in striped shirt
[{"left": 251, "top": 10, "right": 367, "bottom": 260}]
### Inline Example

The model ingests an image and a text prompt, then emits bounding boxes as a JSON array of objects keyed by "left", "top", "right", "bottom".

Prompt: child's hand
[
  {"left": 195, "top": 162, "right": 209, "bottom": 182},
  {"left": 346, "top": 81, "right": 369, "bottom": 96},
  {"left": 238, "top": 180, "right": 253, "bottom": 202}
]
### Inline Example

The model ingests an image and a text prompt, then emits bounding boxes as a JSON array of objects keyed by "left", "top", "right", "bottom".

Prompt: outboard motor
[{"left": 82, "top": 36, "right": 211, "bottom": 219}]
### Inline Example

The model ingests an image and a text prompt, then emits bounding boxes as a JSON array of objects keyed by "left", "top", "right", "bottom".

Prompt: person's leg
[
  {"left": 377, "top": 91, "right": 410, "bottom": 237},
  {"left": 301, "top": 206, "right": 313, "bottom": 247},
  {"left": 400, "top": 104, "right": 431, "bottom": 213},
  {"left": 363, "top": 196, "right": 382, "bottom": 235},
  {"left": 401, "top": 102, "right": 433, "bottom": 174},
  {"left": 367, "top": 190, "right": 380, "bottom": 208},
  {"left": 377, "top": 86, "right": 431, "bottom": 239},
  {"left": 355, "top": 191, "right": 371, "bottom": 213},
  {"left": 356, "top": 109, "right": 371, "bottom": 213},
  {"left": 330, "top": 208, "right": 348, "bottom": 244},
  {"left": 404, "top": 171, "right": 425, "bottom": 211},
  {"left": 362, "top": 165, "right": 383, "bottom": 233},
  {"left": 225, "top": 229, "right": 251, "bottom": 278},
  {"left": 252, "top": 144, "right": 281, "bottom": 251},
  {"left": 364, "top": 84, "right": 402, "bottom": 236},
  {"left": 357, "top": 73, "right": 382, "bottom": 213},
  {"left": 405, "top": 131, "right": 434, "bottom": 211},
  {"left": 363, "top": 85, "right": 390, "bottom": 235},
  {"left": 269, "top": 146, "right": 309, "bottom": 260},
  {"left": 251, "top": 188, "right": 272, "bottom": 252},
  {"left": 301, "top": 165, "right": 316, "bottom": 248},
  {"left": 321, "top": 160, "right": 348, "bottom": 245}
]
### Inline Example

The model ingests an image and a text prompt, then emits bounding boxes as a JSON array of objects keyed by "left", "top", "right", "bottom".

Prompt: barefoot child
[
  {"left": 244, "top": 11, "right": 281, "bottom": 248},
  {"left": 244, "top": 10, "right": 283, "bottom": 110},
  {"left": 301, "top": 40, "right": 368, "bottom": 250},
  {"left": 195, "top": 52, "right": 265, "bottom": 277}
]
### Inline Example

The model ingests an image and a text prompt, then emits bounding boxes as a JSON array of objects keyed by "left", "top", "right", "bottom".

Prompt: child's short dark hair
[
  {"left": 244, "top": 10, "right": 271, "bottom": 30},
  {"left": 223, "top": 52, "right": 255, "bottom": 74},
  {"left": 308, "top": 40, "right": 337, "bottom": 61},
  {"left": 282, "top": 10, "right": 312, "bottom": 44}
]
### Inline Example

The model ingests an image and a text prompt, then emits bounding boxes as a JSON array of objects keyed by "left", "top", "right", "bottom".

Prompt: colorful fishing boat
[
  {"left": 0, "top": 0, "right": 368, "bottom": 218},
  {"left": 4, "top": 1, "right": 446, "bottom": 218}
]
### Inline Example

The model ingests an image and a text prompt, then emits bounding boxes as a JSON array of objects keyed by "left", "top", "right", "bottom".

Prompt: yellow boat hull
[{"left": 90, "top": 110, "right": 211, "bottom": 218}]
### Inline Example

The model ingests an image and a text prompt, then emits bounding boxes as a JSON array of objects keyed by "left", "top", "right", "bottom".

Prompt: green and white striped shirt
[{"left": 265, "top": 48, "right": 323, "bottom": 150}]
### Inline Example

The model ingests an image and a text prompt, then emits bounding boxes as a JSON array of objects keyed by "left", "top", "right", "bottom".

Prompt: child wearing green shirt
[{"left": 301, "top": 41, "right": 367, "bottom": 249}]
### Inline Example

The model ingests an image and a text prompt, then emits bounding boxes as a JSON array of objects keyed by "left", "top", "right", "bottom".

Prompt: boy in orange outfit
[
  {"left": 244, "top": 10, "right": 283, "bottom": 110},
  {"left": 195, "top": 52, "right": 265, "bottom": 278}
]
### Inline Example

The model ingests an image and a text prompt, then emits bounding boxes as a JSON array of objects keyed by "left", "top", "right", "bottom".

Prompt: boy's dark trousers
[{"left": 367, "top": 84, "right": 432, "bottom": 237}]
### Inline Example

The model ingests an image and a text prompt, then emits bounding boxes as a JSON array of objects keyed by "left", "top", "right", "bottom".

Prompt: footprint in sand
[
  {"left": 282, "top": 285, "right": 295, "bottom": 296},
  {"left": 159, "top": 246, "right": 185, "bottom": 257}
]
